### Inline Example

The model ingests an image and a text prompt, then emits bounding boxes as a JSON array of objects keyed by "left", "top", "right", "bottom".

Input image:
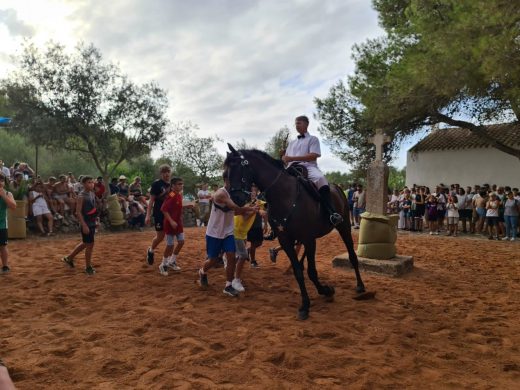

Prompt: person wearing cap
[
  {"left": 117, "top": 175, "right": 129, "bottom": 200},
  {"left": 282, "top": 115, "right": 343, "bottom": 226},
  {"left": 0, "top": 160, "right": 10, "bottom": 182}
]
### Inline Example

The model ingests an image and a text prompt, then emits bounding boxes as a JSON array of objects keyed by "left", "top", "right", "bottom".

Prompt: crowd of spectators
[
  {"left": 344, "top": 182, "right": 520, "bottom": 241},
  {"left": 0, "top": 159, "right": 152, "bottom": 234}
]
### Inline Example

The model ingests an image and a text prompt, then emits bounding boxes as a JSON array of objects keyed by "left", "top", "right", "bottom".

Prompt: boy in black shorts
[
  {"left": 62, "top": 176, "right": 98, "bottom": 275},
  {"left": 145, "top": 165, "right": 172, "bottom": 264}
]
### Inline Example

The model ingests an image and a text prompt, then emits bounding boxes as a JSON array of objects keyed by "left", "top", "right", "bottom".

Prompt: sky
[{"left": 0, "top": 0, "right": 416, "bottom": 172}]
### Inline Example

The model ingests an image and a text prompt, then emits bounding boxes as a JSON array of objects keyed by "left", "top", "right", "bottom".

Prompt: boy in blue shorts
[{"left": 199, "top": 171, "right": 257, "bottom": 296}]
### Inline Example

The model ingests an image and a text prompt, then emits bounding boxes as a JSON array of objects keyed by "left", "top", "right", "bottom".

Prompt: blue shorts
[
  {"left": 354, "top": 207, "right": 365, "bottom": 217},
  {"left": 206, "top": 235, "right": 236, "bottom": 259},
  {"left": 166, "top": 232, "right": 184, "bottom": 246}
]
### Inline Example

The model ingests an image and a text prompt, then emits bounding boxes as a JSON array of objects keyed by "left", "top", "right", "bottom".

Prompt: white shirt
[
  {"left": 206, "top": 188, "right": 235, "bottom": 239},
  {"left": 198, "top": 189, "right": 210, "bottom": 204},
  {"left": 1, "top": 166, "right": 10, "bottom": 178},
  {"left": 285, "top": 132, "right": 321, "bottom": 168}
]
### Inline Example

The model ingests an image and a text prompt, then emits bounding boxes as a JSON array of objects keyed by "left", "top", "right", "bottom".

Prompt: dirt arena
[{"left": 1, "top": 227, "right": 519, "bottom": 389}]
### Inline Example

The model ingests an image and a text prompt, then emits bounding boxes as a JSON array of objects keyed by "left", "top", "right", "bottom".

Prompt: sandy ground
[{"left": 1, "top": 227, "right": 519, "bottom": 389}]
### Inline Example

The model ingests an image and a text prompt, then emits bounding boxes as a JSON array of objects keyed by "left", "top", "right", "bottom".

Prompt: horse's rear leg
[
  {"left": 337, "top": 223, "right": 366, "bottom": 293},
  {"left": 281, "top": 240, "right": 311, "bottom": 320},
  {"left": 305, "top": 240, "right": 335, "bottom": 298}
]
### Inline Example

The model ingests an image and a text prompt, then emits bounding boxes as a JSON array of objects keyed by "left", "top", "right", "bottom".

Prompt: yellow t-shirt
[{"left": 234, "top": 199, "right": 266, "bottom": 240}]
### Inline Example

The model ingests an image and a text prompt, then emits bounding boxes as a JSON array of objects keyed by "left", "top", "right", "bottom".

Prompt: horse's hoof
[
  {"left": 353, "top": 291, "right": 376, "bottom": 301},
  {"left": 323, "top": 285, "right": 335, "bottom": 297},
  {"left": 356, "top": 285, "right": 366, "bottom": 294},
  {"left": 298, "top": 309, "right": 309, "bottom": 321}
]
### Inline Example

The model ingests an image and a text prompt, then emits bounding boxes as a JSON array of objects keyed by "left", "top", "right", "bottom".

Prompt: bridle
[{"left": 228, "top": 152, "right": 286, "bottom": 199}]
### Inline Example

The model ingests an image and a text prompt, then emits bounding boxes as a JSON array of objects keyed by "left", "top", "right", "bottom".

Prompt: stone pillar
[{"left": 366, "top": 160, "right": 389, "bottom": 215}]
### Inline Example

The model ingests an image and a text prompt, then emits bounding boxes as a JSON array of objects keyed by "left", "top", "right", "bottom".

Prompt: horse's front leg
[
  {"left": 280, "top": 238, "right": 310, "bottom": 320},
  {"left": 306, "top": 240, "right": 335, "bottom": 298}
]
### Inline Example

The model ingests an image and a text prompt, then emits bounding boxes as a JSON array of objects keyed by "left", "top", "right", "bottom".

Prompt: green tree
[
  {"left": 264, "top": 126, "right": 291, "bottom": 158},
  {"left": 388, "top": 166, "right": 406, "bottom": 191},
  {"left": 166, "top": 122, "right": 224, "bottom": 183},
  {"left": 315, "top": 0, "right": 520, "bottom": 170},
  {"left": 3, "top": 42, "right": 169, "bottom": 188}
]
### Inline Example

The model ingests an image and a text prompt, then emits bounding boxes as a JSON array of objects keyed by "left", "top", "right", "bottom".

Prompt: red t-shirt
[
  {"left": 160, "top": 191, "right": 183, "bottom": 235},
  {"left": 94, "top": 182, "right": 106, "bottom": 198}
]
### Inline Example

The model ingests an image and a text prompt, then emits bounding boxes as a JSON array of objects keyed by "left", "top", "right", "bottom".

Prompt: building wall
[{"left": 406, "top": 147, "right": 520, "bottom": 190}]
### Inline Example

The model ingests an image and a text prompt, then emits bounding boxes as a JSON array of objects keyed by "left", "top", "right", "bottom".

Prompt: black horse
[{"left": 225, "top": 145, "right": 368, "bottom": 320}]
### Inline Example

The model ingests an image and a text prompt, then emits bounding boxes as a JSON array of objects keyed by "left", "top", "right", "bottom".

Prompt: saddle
[{"left": 286, "top": 163, "right": 321, "bottom": 201}]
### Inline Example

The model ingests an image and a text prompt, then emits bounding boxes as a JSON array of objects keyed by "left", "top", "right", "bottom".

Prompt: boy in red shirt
[{"left": 159, "top": 177, "right": 184, "bottom": 276}]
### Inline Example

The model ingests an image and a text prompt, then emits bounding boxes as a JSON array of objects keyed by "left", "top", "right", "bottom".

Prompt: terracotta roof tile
[{"left": 409, "top": 123, "right": 520, "bottom": 152}]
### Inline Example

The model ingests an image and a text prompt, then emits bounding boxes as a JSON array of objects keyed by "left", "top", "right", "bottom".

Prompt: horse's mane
[{"left": 224, "top": 149, "right": 285, "bottom": 170}]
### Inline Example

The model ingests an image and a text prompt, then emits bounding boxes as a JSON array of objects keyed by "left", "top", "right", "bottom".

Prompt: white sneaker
[
  {"left": 158, "top": 264, "right": 169, "bottom": 276},
  {"left": 232, "top": 278, "right": 245, "bottom": 292},
  {"left": 511, "top": 237, "right": 516, "bottom": 241},
  {"left": 167, "top": 261, "right": 181, "bottom": 271},
  {"left": 502, "top": 237, "right": 510, "bottom": 241}
]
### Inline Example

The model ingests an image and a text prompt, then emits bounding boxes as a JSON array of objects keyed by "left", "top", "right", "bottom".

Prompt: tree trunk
[{"left": 433, "top": 113, "right": 520, "bottom": 160}]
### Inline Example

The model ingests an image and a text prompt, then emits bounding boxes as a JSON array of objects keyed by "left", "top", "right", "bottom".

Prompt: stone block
[{"left": 332, "top": 252, "right": 414, "bottom": 277}]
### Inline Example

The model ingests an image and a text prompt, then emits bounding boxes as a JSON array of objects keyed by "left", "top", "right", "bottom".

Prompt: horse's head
[{"left": 225, "top": 144, "right": 255, "bottom": 207}]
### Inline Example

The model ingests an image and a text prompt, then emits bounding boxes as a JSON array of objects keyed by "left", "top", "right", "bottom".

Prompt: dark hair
[
  {"left": 171, "top": 177, "right": 183, "bottom": 185},
  {"left": 81, "top": 175, "right": 94, "bottom": 184},
  {"left": 0, "top": 173, "right": 5, "bottom": 182},
  {"left": 295, "top": 115, "right": 309, "bottom": 123},
  {"left": 222, "top": 170, "right": 229, "bottom": 179}
]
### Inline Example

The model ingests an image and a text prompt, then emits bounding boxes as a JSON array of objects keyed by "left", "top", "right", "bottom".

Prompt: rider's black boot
[{"left": 318, "top": 185, "right": 343, "bottom": 226}]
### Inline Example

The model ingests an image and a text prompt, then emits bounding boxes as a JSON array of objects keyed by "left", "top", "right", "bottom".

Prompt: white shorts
[
  {"left": 33, "top": 203, "right": 51, "bottom": 217},
  {"left": 305, "top": 166, "right": 328, "bottom": 189}
]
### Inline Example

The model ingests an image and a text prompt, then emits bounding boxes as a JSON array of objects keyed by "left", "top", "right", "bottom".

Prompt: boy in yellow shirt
[{"left": 231, "top": 189, "right": 267, "bottom": 292}]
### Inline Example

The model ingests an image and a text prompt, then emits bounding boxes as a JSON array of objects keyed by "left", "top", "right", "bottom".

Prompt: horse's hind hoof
[
  {"left": 298, "top": 309, "right": 309, "bottom": 321},
  {"left": 356, "top": 285, "right": 366, "bottom": 294}
]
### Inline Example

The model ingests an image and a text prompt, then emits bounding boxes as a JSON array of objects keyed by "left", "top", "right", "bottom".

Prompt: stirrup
[{"left": 330, "top": 213, "right": 343, "bottom": 226}]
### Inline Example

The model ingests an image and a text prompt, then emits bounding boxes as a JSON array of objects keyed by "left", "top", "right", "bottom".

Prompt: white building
[{"left": 406, "top": 123, "right": 520, "bottom": 190}]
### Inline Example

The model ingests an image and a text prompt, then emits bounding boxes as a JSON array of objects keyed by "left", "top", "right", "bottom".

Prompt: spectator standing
[
  {"left": 0, "top": 160, "right": 10, "bottom": 182},
  {"left": 353, "top": 184, "right": 366, "bottom": 228},
  {"left": 503, "top": 191, "right": 519, "bottom": 241},
  {"left": 446, "top": 194, "right": 459, "bottom": 236},
  {"left": 485, "top": 193, "right": 500, "bottom": 240},
  {"left": 414, "top": 187, "right": 426, "bottom": 232},
  {"left": 0, "top": 173, "right": 16, "bottom": 273},
  {"left": 426, "top": 195, "right": 439, "bottom": 235},
  {"left": 197, "top": 183, "right": 211, "bottom": 227}
]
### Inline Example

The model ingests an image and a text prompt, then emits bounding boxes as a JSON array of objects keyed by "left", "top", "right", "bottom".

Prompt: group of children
[
  {"left": 1, "top": 164, "right": 275, "bottom": 298},
  {"left": 144, "top": 166, "right": 264, "bottom": 297}
]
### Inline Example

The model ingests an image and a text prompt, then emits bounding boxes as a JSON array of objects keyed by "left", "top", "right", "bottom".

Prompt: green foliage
[
  {"left": 325, "top": 171, "right": 365, "bottom": 187},
  {"left": 3, "top": 41, "right": 170, "bottom": 179},
  {"left": 165, "top": 122, "right": 224, "bottom": 183},
  {"left": 264, "top": 126, "right": 291, "bottom": 158},
  {"left": 388, "top": 166, "right": 406, "bottom": 192},
  {"left": 8, "top": 180, "right": 28, "bottom": 201},
  {"left": 315, "top": 0, "right": 520, "bottom": 170}
]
